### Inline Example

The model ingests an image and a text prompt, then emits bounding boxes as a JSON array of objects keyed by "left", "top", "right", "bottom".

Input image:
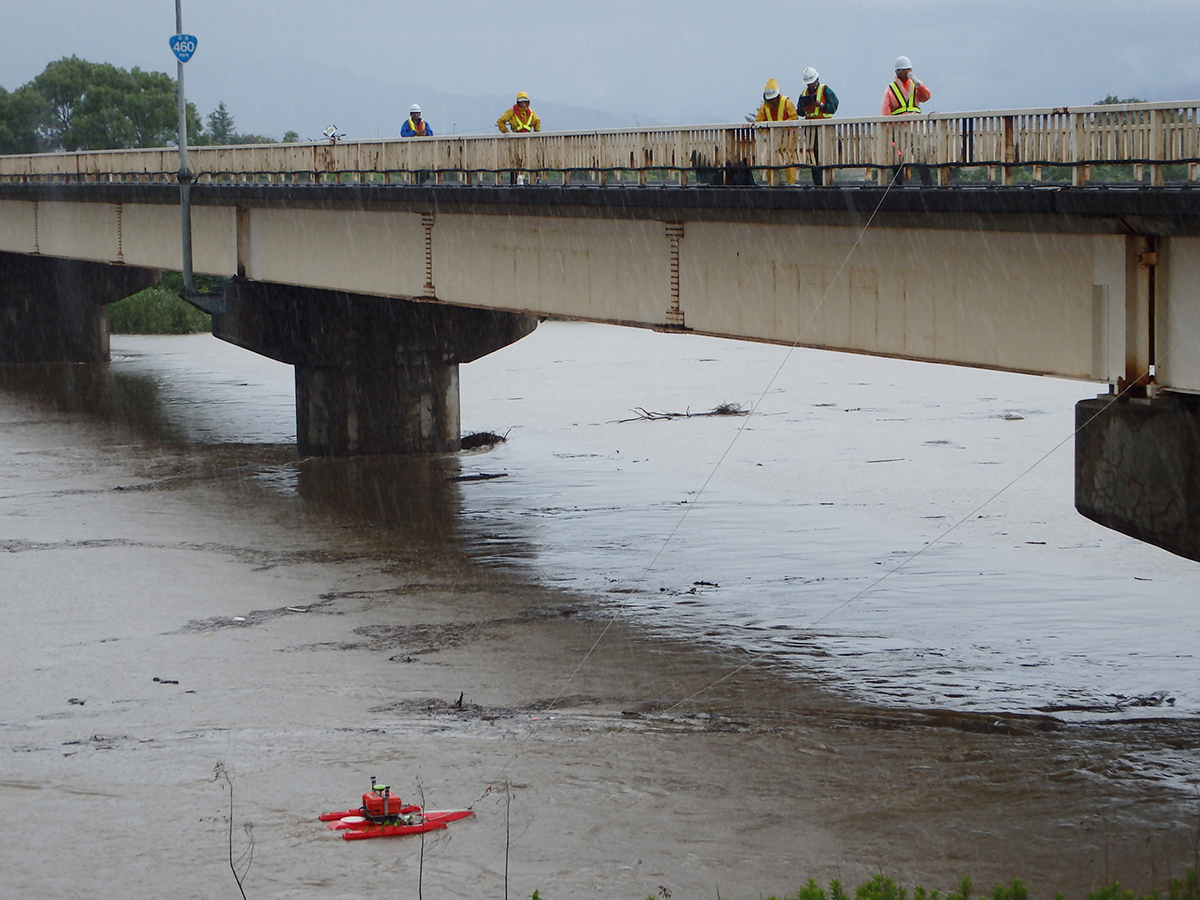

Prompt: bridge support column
[
  {"left": 0, "top": 251, "right": 160, "bottom": 364},
  {"left": 294, "top": 357, "right": 459, "bottom": 456},
  {"left": 1075, "top": 394, "right": 1200, "bottom": 561},
  {"left": 215, "top": 281, "right": 537, "bottom": 457}
]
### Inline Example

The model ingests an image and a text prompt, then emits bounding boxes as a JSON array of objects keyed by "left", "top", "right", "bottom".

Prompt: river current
[{"left": 14, "top": 322, "right": 1198, "bottom": 723}]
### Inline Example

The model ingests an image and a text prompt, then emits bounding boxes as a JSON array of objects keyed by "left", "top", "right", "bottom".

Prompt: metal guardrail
[{"left": 0, "top": 102, "right": 1196, "bottom": 188}]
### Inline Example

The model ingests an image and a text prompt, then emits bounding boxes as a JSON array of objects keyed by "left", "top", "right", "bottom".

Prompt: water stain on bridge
[{"left": 0, "top": 325, "right": 1196, "bottom": 897}]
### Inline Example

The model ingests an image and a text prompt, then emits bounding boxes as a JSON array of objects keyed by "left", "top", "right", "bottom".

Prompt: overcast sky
[{"left": 3, "top": 0, "right": 1198, "bottom": 139}]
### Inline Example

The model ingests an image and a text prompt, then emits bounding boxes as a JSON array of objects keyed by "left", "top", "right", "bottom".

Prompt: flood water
[
  {"left": 68, "top": 323, "right": 1200, "bottom": 724},
  {"left": 4, "top": 322, "right": 1199, "bottom": 896}
]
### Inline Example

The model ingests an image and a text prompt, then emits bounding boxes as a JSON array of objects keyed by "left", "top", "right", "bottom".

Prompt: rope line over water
[{"left": 474, "top": 144, "right": 1197, "bottom": 792}]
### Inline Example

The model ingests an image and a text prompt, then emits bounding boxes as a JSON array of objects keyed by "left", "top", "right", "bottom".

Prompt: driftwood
[{"left": 615, "top": 402, "right": 748, "bottom": 423}]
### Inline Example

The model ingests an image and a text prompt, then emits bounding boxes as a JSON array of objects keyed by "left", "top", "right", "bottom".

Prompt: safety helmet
[
  {"left": 894, "top": 56, "right": 912, "bottom": 71},
  {"left": 409, "top": 104, "right": 422, "bottom": 115},
  {"left": 516, "top": 91, "right": 530, "bottom": 102},
  {"left": 802, "top": 67, "right": 819, "bottom": 85},
  {"left": 763, "top": 78, "right": 781, "bottom": 100}
]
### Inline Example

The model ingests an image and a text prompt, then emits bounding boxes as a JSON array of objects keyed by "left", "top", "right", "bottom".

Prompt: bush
[{"left": 107, "top": 273, "right": 212, "bottom": 334}]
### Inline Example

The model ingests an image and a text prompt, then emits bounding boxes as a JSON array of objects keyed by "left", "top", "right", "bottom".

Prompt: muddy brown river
[{"left": 0, "top": 328, "right": 1196, "bottom": 898}]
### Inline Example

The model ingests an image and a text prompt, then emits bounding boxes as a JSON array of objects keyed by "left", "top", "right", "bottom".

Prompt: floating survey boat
[{"left": 320, "top": 777, "right": 474, "bottom": 841}]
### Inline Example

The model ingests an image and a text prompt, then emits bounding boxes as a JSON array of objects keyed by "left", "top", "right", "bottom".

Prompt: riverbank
[{"left": 1, "top": 357, "right": 1197, "bottom": 898}]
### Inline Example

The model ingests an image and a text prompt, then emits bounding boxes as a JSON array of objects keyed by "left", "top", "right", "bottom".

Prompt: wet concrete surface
[{"left": 0, "top": 337, "right": 1198, "bottom": 898}]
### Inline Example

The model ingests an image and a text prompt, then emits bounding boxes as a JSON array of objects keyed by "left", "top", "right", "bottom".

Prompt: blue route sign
[{"left": 169, "top": 34, "right": 197, "bottom": 63}]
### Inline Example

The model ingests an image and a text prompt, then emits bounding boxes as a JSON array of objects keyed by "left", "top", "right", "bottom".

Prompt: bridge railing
[{"left": 0, "top": 101, "right": 1196, "bottom": 187}]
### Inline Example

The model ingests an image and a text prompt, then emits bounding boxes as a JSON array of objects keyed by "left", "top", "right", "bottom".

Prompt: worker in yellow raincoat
[
  {"left": 497, "top": 92, "right": 541, "bottom": 133},
  {"left": 755, "top": 78, "right": 799, "bottom": 184}
]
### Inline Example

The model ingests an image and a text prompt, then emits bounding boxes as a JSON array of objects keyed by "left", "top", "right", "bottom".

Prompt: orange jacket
[{"left": 880, "top": 76, "right": 931, "bottom": 115}]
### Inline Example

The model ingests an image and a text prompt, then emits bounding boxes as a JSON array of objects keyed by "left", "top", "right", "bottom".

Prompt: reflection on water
[
  {"left": 294, "top": 454, "right": 465, "bottom": 547},
  {"left": 0, "top": 360, "right": 187, "bottom": 443},
  {"left": 1, "top": 330, "right": 1196, "bottom": 724}
]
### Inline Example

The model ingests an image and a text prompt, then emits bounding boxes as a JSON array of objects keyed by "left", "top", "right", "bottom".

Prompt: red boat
[{"left": 319, "top": 777, "right": 475, "bottom": 841}]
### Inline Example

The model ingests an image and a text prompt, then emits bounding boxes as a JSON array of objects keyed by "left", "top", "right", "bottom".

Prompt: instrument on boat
[{"left": 319, "top": 776, "right": 474, "bottom": 841}]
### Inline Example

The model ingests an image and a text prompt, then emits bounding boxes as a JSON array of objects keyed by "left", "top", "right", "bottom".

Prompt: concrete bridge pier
[
  {"left": 0, "top": 251, "right": 160, "bottom": 364},
  {"left": 215, "top": 281, "right": 537, "bottom": 457},
  {"left": 294, "top": 356, "right": 460, "bottom": 457},
  {"left": 1076, "top": 394, "right": 1200, "bottom": 561}
]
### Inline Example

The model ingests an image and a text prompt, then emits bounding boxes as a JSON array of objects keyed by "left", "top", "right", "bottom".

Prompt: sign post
[{"left": 169, "top": 2, "right": 219, "bottom": 310}]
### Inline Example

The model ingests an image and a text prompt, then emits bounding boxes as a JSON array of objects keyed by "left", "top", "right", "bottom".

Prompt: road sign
[{"left": 170, "top": 34, "right": 197, "bottom": 63}]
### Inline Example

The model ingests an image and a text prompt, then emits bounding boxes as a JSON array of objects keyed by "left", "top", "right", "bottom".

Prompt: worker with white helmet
[
  {"left": 400, "top": 104, "right": 433, "bottom": 137},
  {"left": 497, "top": 92, "right": 541, "bottom": 134},
  {"left": 796, "top": 67, "right": 839, "bottom": 186},
  {"left": 881, "top": 56, "right": 930, "bottom": 116},
  {"left": 755, "top": 78, "right": 799, "bottom": 123},
  {"left": 882, "top": 57, "right": 933, "bottom": 185},
  {"left": 797, "top": 68, "right": 838, "bottom": 120},
  {"left": 755, "top": 78, "right": 800, "bottom": 185}
]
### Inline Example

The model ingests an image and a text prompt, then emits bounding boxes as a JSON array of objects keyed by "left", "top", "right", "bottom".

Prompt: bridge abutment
[
  {"left": 215, "top": 281, "right": 536, "bottom": 456},
  {"left": 0, "top": 251, "right": 160, "bottom": 364},
  {"left": 1075, "top": 394, "right": 1200, "bottom": 561}
]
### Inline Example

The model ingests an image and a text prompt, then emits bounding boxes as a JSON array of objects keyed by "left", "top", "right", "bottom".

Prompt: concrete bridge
[{"left": 0, "top": 102, "right": 1197, "bottom": 559}]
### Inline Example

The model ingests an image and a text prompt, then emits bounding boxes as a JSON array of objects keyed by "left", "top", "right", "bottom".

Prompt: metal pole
[{"left": 176, "top": 0, "right": 196, "bottom": 299}]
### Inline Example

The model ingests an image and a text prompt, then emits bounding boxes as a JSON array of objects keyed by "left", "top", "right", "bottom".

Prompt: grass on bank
[
  {"left": 746, "top": 871, "right": 1199, "bottom": 900},
  {"left": 108, "top": 272, "right": 212, "bottom": 334},
  {"left": 626, "top": 870, "right": 1200, "bottom": 900}
]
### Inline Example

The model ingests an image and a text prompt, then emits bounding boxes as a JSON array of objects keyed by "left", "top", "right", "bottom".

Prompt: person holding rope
[
  {"left": 881, "top": 56, "right": 933, "bottom": 185},
  {"left": 881, "top": 56, "right": 930, "bottom": 116}
]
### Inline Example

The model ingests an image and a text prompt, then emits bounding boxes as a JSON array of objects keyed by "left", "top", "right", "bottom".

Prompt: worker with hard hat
[
  {"left": 400, "top": 104, "right": 433, "bottom": 137},
  {"left": 797, "top": 68, "right": 838, "bottom": 119},
  {"left": 755, "top": 78, "right": 798, "bottom": 123},
  {"left": 755, "top": 78, "right": 799, "bottom": 185},
  {"left": 881, "top": 56, "right": 930, "bottom": 116},
  {"left": 497, "top": 92, "right": 541, "bottom": 134},
  {"left": 797, "top": 67, "right": 839, "bottom": 185},
  {"left": 882, "top": 57, "right": 933, "bottom": 184}
]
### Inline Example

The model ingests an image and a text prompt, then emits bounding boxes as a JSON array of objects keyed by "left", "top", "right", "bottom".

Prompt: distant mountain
[{"left": 193, "top": 58, "right": 664, "bottom": 141}]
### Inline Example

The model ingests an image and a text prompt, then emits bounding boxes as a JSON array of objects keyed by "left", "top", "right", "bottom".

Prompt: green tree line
[{"left": 0, "top": 56, "right": 292, "bottom": 154}]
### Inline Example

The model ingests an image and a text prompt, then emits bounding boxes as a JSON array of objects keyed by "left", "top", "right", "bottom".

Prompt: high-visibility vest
[
  {"left": 407, "top": 117, "right": 426, "bottom": 136},
  {"left": 803, "top": 84, "right": 832, "bottom": 119},
  {"left": 888, "top": 80, "right": 921, "bottom": 115},
  {"left": 760, "top": 97, "right": 792, "bottom": 122},
  {"left": 510, "top": 109, "right": 535, "bottom": 132}
]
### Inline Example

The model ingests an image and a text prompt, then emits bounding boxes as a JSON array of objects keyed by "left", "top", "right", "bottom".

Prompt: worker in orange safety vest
[
  {"left": 882, "top": 56, "right": 933, "bottom": 184},
  {"left": 881, "top": 56, "right": 930, "bottom": 116}
]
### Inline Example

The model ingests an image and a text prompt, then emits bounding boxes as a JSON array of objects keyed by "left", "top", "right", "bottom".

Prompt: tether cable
[
  {"left": 488, "top": 162, "right": 911, "bottom": 762},
  {"left": 658, "top": 321, "right": 1200, "bottom": 713}
]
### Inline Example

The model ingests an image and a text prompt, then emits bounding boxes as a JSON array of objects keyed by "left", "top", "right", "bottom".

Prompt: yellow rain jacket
[
  {"left": 756, "top": 80, "right": 798, "bottom": 122},
  {"left": 497, "top": 105, "right": 541, "bottom": 133}
]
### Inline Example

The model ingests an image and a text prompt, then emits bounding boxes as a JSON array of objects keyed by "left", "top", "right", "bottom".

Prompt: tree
[
  {"left": 1, "top": 56, "right": 203, "bottom": 152},
  {"left": 28, "top": 56, "right": 198, "bottom": 150},
  {"left": 282, "top": 130, "right": 299, "bottom": 143},
  {"left": 207, "top": 100, "right": 235, "bottom": 143},
  {"left": 0, "top": 85, "right": 47, "bottom": 153},
  {"left": 199, "top": 101, "right": 276, "bottom": 144},
  {"left": 1095, "top": 94, "right": 1147, "bottom": 105}
]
